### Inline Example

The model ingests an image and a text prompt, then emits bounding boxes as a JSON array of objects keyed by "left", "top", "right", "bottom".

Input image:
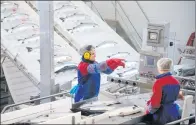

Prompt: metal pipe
[
  {"left": 90, "top": 0, "right": 92, "bottom": 9},
  {"left": 0, "top": 94, "right": 11, "bottom": 99},
  {"left": 38, "top": 1, "right": 55, "bottom": 103},
  {"left": 1, "top": 56, "right": 6, "bottom": 64},
  {"left": 195, "top": 31, "right": 196, "bottom": 124},
  {"left": 181, "top": 89, "right": 195, "bottom": 94},
  {"left": 135, "top": 1, "right": 149, "bottom": 22},
  {"left": 114, "top": 0, "right": 117, "bottom": 32},
  {"left": 110, "top": 1, "right": 142, "bottom": 50},
  {"left": 90, "top": 1, "right": 105, "bottom": 22},
  {"left": 1, "top": 91, "right": 71, "bottom": 113},
  {"left": 166, "top": 115, "right": 195, "bottom": 125},
  {"left": 115, "top": 1, "right": 142, "bottom": 42}
]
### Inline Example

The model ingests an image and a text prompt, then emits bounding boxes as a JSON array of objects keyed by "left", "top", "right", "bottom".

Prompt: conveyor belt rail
[{"left": 1, "top": 91, "right": 71, "bottom": 114}]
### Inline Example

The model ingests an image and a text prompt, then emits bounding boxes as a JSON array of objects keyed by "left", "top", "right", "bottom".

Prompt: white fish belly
[{"left": 108, "top": 106, "right": 144, "bottom": 117}]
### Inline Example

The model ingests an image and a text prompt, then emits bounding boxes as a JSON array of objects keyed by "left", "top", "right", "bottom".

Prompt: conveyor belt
[
  {"left": 26, "top": 1, "right": 140, "bottom": 62},
  {"left": 1, "top": 1, "right": 80, "bottom": 104}
]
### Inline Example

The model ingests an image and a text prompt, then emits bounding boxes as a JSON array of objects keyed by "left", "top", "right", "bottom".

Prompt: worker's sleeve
[
  {"left": 102, "top": 67, "right": 113, "bottom": 74},
  {"left": 87, "top": 61, "right": 113, "bottom": 74},
  {"left": 147, "top": 80, "right": 162, "bottom": 114}
]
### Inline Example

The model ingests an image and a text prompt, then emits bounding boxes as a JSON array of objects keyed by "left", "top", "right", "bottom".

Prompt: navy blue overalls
[{"left": 146, "top": 72, "right": 181, "bottom": 125}]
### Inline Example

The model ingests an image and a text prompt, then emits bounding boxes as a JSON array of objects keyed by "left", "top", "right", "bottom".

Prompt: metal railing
[
  {"left": 1, "top": 45, "right": 40, "bottom": 88},
  {"left": 1, "top": 91, "right": 71, "bottom": 114},
  {"left": 135, "top": 1, "right": 149, "bottom": 23},
  {"left": 84, "top": 1, "right": 143, "bottom": 51},
  {"left": 88, "top": 1, "right": 106, "bottom": 22},
  {"left": 113, "top": 1, "right": 142, "bottom": 41},
  {"left": 111, "top": 1, "right": 142, "bottom": 50},
  {"left": 167, "top": 115, "right": 195, "bottom": 125}
]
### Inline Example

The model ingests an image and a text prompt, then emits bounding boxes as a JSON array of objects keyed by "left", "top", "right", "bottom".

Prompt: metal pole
[
  {"left": 114, "top": 0, "right": 117, "bottom": 32},
  {"left": 91, "top": 1, "right": 93, "bottom": 9},
  {"left": 195, "top": 31, "right": 196, "bottom": 124},
  {"left": 37, "top": 1, "right": 55, "bottom": 103},
  {"left": 135, "top": 1, "right": 150, "bottom": 22},
  {"left": 90, "top": 1, "right": 105, "bottom": 22}
]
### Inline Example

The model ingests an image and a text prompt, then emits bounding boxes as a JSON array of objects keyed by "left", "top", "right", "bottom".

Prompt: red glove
[
  {"left": 106, "top": 58, "right": 125, "bottom": 70},
  {"left": 113, "top": 59, "right": 125, "bottom": 68}
]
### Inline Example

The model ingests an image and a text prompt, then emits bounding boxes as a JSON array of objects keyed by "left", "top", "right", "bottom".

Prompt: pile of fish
[
  {"left": 75, "top": 100, "right": 144, "bottom": 117},
  {"left": 1, "top": 1, "right": 80, "bottom": 84}
]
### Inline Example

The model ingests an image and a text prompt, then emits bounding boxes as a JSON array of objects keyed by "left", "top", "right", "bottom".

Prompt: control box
[
  {"left": 139, "top": 50, "right": 163, "bottom": 79},
  {"left": 147, "top": 22, "right": 170, "bottom": 47}
]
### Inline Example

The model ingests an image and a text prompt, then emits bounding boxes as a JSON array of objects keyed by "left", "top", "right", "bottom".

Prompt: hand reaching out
[
  {"left": 106, "top": 58, "right": 125, "bottom": 70},
  {"left": 178, "top": 90, "right": 184, "bottom": 100},
  {"left": 113, "top": 58, "right": 125, "bottom": 68}
]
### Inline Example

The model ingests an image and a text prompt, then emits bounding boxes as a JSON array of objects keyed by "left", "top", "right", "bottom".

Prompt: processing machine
[
  {"left": 100, "top": 22, "right": 170, "bottom": 98},
  {"left": 67, "top": 22, "right": 195, "bottom": 124},
  {"left": 173, "top": 46, "right": 195, "bottom": 92}
]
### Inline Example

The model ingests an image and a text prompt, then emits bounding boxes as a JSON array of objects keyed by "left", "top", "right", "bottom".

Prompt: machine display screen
[
  {"left": 145, "top": 56, "right": 155, "bottom": 67},
  {"left": 149, "top": 32, "right": 158, "bottom": 40}
]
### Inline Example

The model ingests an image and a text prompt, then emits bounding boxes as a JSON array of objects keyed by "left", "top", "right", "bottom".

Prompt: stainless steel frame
[{"left": 1, "top": 91, "right": 71, "bottom": 114}]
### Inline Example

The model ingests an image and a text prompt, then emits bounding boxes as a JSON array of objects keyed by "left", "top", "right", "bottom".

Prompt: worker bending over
[
  {"left": 145, "top": 58, "right": 184, "bottom": 125},
  {"left": 72, "top": 45, "right": 125, "bottom": 102}
]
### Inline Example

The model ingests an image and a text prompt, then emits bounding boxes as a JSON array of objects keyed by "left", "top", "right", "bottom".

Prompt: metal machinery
[
  {"left": 101, "top": 22, "right": 170, "bottom": 98},
  {"left": 146, "top": 22, "right": 170, "bottom": 48},
  {"left": 2, "top": 19, "right": 195, "bottom": 124},
  {"left": 0, "top": 0, "right": 139, "bottom": 106},
  {"left": 173, "top": 46, "right": 195, "bottom": 92},
  {"left": 106, "top": 22, "right": 195, "bottom": 96},
  {"left": 173, "top": 31, "right": 195, "bottom": 92},
  {"left": 98, "top": 22, "right": 195, "bottom": 124},
  {"left": 0, "top": 1, "right": 143, "bottom": 124}
]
